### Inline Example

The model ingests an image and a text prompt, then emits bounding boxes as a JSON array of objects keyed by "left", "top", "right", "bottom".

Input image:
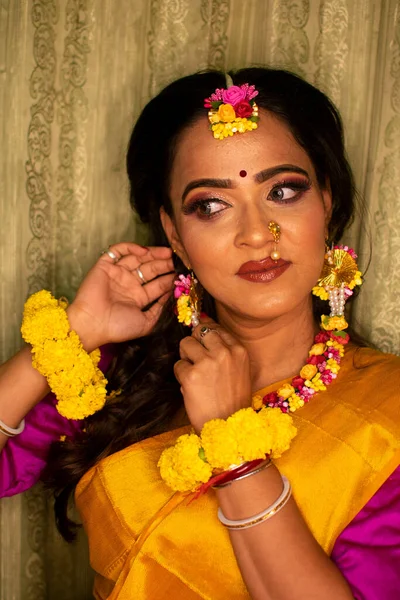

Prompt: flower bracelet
[{"left": 158, "top": 406, "right": 297, "bottom": 494}]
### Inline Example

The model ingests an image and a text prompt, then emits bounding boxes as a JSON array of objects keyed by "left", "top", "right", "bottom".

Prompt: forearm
[
  {"left": 0, "top": 307, "right": 94, "bottom": 452},
  {"left": 0, "top": 346, "right": 50, "bottom": 450},
  {"left": 216, "top": 465, "right": 353, "bottom": 600}
]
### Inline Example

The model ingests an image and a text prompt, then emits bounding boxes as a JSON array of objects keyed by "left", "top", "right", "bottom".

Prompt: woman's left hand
[{"left": 174, "top": 318, "right": 252, "bottom": 434}]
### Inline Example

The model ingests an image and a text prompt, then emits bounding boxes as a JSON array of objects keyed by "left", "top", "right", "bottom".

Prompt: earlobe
[
  {"left": 159, "top": 207, "right": 190, "bottom": 267},
  {"left": 322, "top": 186, "right": 333, "bottom": 236}
]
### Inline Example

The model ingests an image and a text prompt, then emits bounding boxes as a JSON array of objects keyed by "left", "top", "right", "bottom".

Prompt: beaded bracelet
[
  {"left": 213, "top": 459, "right": 272, "bottom": 489},
  {"left": 0, "top": 417, "right": 25, "bottom": 437},
  {"left": 217, "top": 476, "right": 292, "bottom": 530}
]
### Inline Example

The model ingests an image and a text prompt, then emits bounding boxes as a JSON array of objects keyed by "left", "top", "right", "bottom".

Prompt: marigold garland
[
  {"left": 158, "top": 407, "right": 297, "bottom": 493},
  {"left": 21, "top": 290, "right": 108, "bottom": 420}
]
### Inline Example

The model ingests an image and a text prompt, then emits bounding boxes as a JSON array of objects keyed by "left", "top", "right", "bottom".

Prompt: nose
[{"left": 234, "top": 205, "right": 275, "bottom": 250}]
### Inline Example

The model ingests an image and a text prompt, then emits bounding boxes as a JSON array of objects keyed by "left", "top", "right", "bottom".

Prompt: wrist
[{"left": 66, "top": 304, "right": 103, "bottom": 352}]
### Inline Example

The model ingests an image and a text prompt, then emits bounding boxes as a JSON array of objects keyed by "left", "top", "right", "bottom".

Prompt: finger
[
  {"left": 117, "top": 256, "right": 174, "bottom": 282},
  {"left": 140, "top": 273, "right": 175, "bottom": 306},
  {"left": 99, "top": 242, "right": 150, "bottom": 264},
  {"left": 174, "top": 359, "right": 192, "bottom": 385},
  {"left": 197, "top": 318, "right": 239, "bottom": 348},
  {"left": 143, "top": 291, "right": 172, "bottom": 324},
  {"left": 179, "top": 336, "right": 206, "bottom": 363},
  {"left": 194, "top": 325, "right": 225, "bottom": 351}
]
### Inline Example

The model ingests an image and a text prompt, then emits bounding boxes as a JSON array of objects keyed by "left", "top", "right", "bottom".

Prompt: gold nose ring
[{"left": 268, "top": 221, "right": 281, "bottom": 262}]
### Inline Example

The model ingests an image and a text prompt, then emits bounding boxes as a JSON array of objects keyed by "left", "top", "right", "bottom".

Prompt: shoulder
[{"left": 346, "top": 345, "right": 400, "bottom": 389}]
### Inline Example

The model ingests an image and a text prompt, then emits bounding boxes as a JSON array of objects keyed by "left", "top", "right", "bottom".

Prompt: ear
[
  {"left": 160, "top": 207, "right": 191, "bottom": 268},
  {"left": 322, "top": 182, "right": 333, "bottom": 239}
]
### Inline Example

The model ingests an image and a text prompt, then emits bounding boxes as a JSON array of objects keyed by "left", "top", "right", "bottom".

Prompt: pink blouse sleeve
[
  {"left": 331, "top": 465, "right": 400, "bottom": 599},
  {"left": 0, "top": 345, "right": 115, "bottom": 498}
]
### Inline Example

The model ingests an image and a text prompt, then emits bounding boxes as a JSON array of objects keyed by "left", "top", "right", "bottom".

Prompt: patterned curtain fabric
[{"left": 0, "top": 0, "right": 399, "bottom": 598}]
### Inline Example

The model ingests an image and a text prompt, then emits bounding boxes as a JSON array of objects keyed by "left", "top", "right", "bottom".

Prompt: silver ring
[
  {"left": 136, "top": 266, "right": 147, "bottom": 285},
  {"left": 102, "top": 249, "right": 119, "bottom": 264},
  {"left": 200, "top": 326, "right": 214, "bottom": 338}
]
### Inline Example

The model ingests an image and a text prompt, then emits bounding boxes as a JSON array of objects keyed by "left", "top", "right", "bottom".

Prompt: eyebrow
[{"left": 181, "top": 164, "right": 309, "bottom": 202}]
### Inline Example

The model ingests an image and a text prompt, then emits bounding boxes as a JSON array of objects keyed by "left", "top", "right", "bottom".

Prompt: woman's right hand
[{"left": 67, "top": 243, "right": 175, "bottom": 351}]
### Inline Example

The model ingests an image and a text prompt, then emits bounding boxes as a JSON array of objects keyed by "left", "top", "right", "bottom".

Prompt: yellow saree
[{"left": 76, "top": 345, "right": 400, "bottom": 599}]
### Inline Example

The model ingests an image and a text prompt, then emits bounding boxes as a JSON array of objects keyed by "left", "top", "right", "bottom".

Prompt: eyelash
[{"left": 182, "top": 177, "right": 311, "bottom": 220}]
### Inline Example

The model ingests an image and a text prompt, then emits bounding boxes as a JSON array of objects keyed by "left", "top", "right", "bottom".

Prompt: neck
[{"left": 216, "top": 298, "right": 318, "bottom": 392}]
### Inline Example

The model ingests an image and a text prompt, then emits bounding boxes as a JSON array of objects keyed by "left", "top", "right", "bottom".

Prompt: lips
[{"left": 237, "top": 257, "right": 290, "bottom": 275}]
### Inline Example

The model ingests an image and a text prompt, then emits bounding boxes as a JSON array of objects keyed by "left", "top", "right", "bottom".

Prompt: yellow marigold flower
[
  {"left": 177, "top": 294, "right": 193, "bottom": 326},
  {"left": 288, "top": 394, "right": 305, "bottom": 412},
  {"left": 201, "top": 419, "right": 239, "bottom": 470},
  {"left": 218, "top": 103, "right": 236, "bottom": 122},
  {"left": 258, "top": 407, "right": 297, "bottom": 458},
  {"left": 321, "top": 315, "right": 348, "bottom": 331},
  {"left": 227, "top": 408, "right": 271, "bottom": 462},
  {"left": 300, "top": 363, "right": 318, "bottom": 380},
  {"left": 90, "top": 348, "right": 101, "bottom": 366},
  {"left": 277, "top": 383, "right": 295, "bottom": 399},
  {"left": 312, "top": 286, "right": 329, "bottom": 301},
  {"left": 309, "top": 343, "right": 326, "bottom": 356},
  {"left": 23, "top": 290, "right": 58, "bottom": 317},
  {"left": 252, "top": 394, "right": 263, "bottom": 410},
  {"left": 21, "top": 305, "right": 70, "bottom": 347},
  {"left": 59, "top": 435, "right": 66, "bottom": 442},
  {"left": 158, "top": 434, "right": 212, "bottom": 492},
  {"left": 57, "top": 383, "right": 107, "bottom": 420},
  {"left": 32, "top": 334, "right": 83, "bottom": 377}
]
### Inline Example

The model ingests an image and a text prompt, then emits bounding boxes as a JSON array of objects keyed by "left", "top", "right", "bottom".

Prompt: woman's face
[{"left": 162, "top": 110, "right": 332, "bottom": 324}]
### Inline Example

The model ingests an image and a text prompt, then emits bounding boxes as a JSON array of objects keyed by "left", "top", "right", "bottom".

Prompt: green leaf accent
[
  {"left": 211, "top": 101, "right": 222, "bottom": 110},
  {"left": 333, "top": 330, "right": 347, "bottom": 338},
  {"left": 198, "top": 447, "right": 206, "bottom": 462},
  {"left": 249, "top": 116, "right": 259, "bottom": 122}
]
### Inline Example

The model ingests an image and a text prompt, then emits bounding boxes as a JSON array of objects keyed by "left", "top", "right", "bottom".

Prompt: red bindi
[{"left": 239, "top": 170, "right": 247, "bottom": 177}]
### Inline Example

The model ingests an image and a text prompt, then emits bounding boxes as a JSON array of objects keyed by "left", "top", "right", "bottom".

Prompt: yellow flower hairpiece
[{"left": 204, "top": 83, "right": 259, "bottom": 139}]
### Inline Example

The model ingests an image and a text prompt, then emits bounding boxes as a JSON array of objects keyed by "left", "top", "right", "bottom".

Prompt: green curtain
[{"left": 1, "top": 0, "right": 399, "bottom": 598}]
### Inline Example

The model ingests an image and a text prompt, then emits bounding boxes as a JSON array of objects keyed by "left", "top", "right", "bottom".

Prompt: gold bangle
[{"left": 213, "top": 459, "right": 272, "bottom": 489}]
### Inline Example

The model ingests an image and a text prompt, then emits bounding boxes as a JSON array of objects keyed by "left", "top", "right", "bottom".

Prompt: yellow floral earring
[
  {"left": 174, "top": 271, "right": 202, "bottom": 327},
  {"left": 312, "top": 244, "right": 363, "bottom": 331}
]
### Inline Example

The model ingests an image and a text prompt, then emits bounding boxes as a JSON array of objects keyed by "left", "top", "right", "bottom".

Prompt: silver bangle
[
  {"left": 0, "top": 417, "right": 25, "bottom": 437},
  {"left": 213, "top": 459, "right": 272, "bottom": 489},
  {"left": 218, "top": 476, "right": 292, "bottom": 530}
]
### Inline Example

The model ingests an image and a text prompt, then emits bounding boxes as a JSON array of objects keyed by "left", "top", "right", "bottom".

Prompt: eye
[
  {"left": 268, "top": 179, "right": 311, "bottom": 204},
  {"left": 182, "top": 198, "right": 230, "bottom": 219}
]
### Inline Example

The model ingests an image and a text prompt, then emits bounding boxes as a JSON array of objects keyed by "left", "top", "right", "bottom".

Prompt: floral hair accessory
[{"left": 204, "top": 83, "right": 259, "bottom": 140}]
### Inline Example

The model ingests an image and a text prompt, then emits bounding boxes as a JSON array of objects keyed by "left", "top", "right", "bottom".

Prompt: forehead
[{"left": 170, "top": 110, "right": 314, "bottom": 193}]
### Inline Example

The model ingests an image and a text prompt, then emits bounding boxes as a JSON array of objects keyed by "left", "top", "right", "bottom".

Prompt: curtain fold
[{"left": 1, "top": 1, "right": 399, "bottom": 598}]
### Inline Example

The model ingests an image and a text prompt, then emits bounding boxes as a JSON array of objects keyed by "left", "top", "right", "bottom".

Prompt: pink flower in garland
[{"left": 174, "top": 274, "right": 191, "bottom": 298}]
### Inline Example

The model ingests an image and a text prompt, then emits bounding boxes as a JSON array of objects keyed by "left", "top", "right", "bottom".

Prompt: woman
[{"left": 0, "top": 68, "right": 399, "bottom": 600}]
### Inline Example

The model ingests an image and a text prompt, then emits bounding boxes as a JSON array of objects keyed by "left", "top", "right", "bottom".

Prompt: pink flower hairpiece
[{"left": 204, "top": 83, "right": 259, "bottom": 140}]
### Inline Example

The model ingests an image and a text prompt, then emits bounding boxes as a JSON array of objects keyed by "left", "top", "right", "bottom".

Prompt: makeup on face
[
  {"left": 180, "top": 165, "right": 312, "bottom": 221},
  {"left": 236, "top": 256, "right": 291, "bottom": 283}
]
